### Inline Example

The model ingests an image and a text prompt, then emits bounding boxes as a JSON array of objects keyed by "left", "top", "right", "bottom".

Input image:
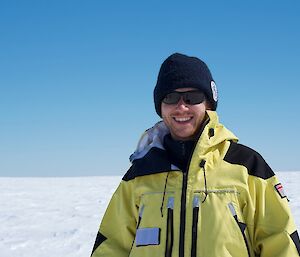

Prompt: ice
[
  {"left": 0, "top": 176, "right": 121, "bottom": 257},
  {"left": 0, "top": 172, "right": 299, "bottom": 257}
]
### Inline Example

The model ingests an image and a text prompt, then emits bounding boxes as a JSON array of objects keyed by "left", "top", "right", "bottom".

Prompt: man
[{"left": 91, "top": 53, "right": 300, "bottom": 257}]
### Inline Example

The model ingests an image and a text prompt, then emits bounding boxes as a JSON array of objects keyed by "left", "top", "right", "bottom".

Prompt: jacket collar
[{"left": 129, "top": 111, "right": 238, "bottom": 164}]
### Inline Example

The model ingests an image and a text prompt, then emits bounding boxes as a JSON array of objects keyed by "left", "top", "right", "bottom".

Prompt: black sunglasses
[{"left": 162, "top": 90, "right": 206, "bottom": 105}]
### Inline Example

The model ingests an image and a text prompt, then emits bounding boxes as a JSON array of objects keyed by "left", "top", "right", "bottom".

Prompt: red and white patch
[{"left": 275, "top": 183, "right": 287, "bottom": 199}]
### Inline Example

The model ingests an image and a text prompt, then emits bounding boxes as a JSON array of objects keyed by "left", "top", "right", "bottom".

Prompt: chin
[{"left": 173, "top": 132, "right": 195, "bottom": 141}]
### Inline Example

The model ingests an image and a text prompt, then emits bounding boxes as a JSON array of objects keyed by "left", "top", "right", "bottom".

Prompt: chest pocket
[
  {"left": 193, "top": 189, "right": 252, "bottom": 257},
  {"left": 130, "top": 191, "right": 175, "bottom": 257}
]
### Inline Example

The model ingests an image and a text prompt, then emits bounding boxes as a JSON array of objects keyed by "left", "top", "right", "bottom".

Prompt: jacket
[{"left": 91, "top": 111, "right": 300, "bottom": 257}]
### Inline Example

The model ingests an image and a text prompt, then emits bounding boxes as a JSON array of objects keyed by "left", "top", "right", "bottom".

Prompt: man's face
[{"left": 161, "top": 88, "right": 210, "bottom": 141}]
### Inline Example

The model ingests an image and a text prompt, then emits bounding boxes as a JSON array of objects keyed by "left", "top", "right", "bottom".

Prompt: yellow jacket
[{"left": 91, "top": 111, "right": 300, "bottom": 257}]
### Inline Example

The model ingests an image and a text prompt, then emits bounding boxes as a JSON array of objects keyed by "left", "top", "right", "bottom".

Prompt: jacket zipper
[
  {"left": 178, "top": 120, "right": 209, "bottom": 257},
  {"left": 179, "top": 141, "right": 188, "bottom": 257},
  {"left": 228, "top": 203, "right": 251, "bottom": 257},
  {"left": 191, "top": 196, "right": 200, "bottom": 257},
  {"left": 165, "top": 197, "right": 174, "bottom": 257},
  {"left": 179, "top": 150, "right": 204, "bottom": 256}
]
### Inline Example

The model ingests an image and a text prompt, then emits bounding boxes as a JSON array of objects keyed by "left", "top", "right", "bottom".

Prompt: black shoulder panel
[
  {"left": 224, "top": 142, "right": 275, "bottom": 180},
  {"left": 123, "top": 147, "right": 172, "bottom": 181},
  {"left": 290, "top": 231, "right": 300, "bottom": 255},
  {"left": 91, "top": 232, "right": 107, "bottom": 256}
]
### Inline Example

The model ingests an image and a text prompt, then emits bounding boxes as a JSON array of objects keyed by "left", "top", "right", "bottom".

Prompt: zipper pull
[
  {"left": 191, "top": 195, "right": 200, "bottom": 257},
  {"left": 199, "top": 160, "right": 208, "bottom": 203},
  {"left": 228, "top": 202, "right": 236, "bottom": 217},
  {"left": 165, "top": 196, "right": 174, "bottom": 257},
  {"left": 167, "top": 197, "right": 174, "bottom": 210},
  {"left": 193, "top": 195, "right": 200, "bottom": 208},
  {"left": 209, "top": 128, "right": 215, "bottom": 138},
  {"left": 228, "top": 202, "right": 239, "bottom": 222},
  {"left": 199, "top": 159, "right": 206, "bottom": 169}
]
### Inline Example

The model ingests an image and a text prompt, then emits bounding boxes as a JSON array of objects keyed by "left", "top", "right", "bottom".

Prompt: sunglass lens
[
  {"left": 184, "top": 91, "right": 205, "bottom": 104},
  {"left": 163, "top": 92, "right": 181, "bottom": 104},
  {"left": 163, "top": 91, "right": 205, "bottom": 105}
]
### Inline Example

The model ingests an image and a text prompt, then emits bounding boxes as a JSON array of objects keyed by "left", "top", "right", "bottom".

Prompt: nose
[{"left": 176, "top": 97, "right": 189, "bottom": 110}]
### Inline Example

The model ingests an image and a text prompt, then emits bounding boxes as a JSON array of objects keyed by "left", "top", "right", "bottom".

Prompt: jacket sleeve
[
  {"left": 250, "top": 174, "right": 300, "bottom": 257},
  {"left": 91, "top": 179, "right": 138, "bottom": 257}
]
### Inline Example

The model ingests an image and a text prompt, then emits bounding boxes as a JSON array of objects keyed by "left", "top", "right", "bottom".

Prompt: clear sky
[{"left": 0, "top": 0, "right": 299, "bottom": 177}]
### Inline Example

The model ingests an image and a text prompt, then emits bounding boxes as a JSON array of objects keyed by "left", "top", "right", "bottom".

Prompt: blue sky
[{"left": 0, "top": 0, "right": 299, "bottom": 176}]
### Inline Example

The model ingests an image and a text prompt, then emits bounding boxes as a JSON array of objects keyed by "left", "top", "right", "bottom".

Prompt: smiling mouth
[{"left": 173, "top": 117, "right": 193, "bottom": 122}]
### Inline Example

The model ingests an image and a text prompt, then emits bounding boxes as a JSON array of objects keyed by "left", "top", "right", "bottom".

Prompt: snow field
[{"left": 0, "top": 172, "right": 299, "bottom": 257}]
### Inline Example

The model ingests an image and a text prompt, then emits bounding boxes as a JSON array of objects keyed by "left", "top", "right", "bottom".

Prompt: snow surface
[{"left": 0, "top": 172, "right": 299, "bottom": 257}]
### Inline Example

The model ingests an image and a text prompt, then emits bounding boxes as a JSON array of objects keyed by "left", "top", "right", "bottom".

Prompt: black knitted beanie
[{"left": 154, "top": 53, "right": 218, "bottom": 117}]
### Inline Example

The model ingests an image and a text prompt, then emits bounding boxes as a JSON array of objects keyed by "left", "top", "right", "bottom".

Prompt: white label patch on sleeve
[
  {"left": 135, "top": 227, "right": 160, "bottom": 246},
  {"left": 275, "top": 183, "right": 287, "bottom": 199}
]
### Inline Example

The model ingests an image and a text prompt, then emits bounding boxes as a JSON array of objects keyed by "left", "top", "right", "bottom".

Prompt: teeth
[{"left": 174, "top": 117, "right": 192, "bottom": 122}]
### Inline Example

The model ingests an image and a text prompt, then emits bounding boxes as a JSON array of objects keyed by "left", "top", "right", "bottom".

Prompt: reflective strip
[
  {"left": 167, "top": 197, "right": 174, "bottom": 209},
  {"left": 228, "top": 202, "right": 237, "bottom": 216},
  {"left": 136, "top": 205, "right": 145, "bottom": 229},
  {"left": 193, "top": 196, "right": 200, "bottom": 208},
  {"left": 136, "top": 227, "right": 160, "bottom": 246},
  {"left": 139, "top": 205, "right": 145, "bottom": 218},
  {"left": 194, "top": 189, "right": 239, "bottom": 194}
]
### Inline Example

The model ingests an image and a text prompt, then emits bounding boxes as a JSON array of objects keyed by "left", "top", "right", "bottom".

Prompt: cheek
[
  {"left": 191, "top": 106, "right": 207, "bottom": 121},
  {"left": 161, "top": 103, "right": 171, "bottom": 118}
]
